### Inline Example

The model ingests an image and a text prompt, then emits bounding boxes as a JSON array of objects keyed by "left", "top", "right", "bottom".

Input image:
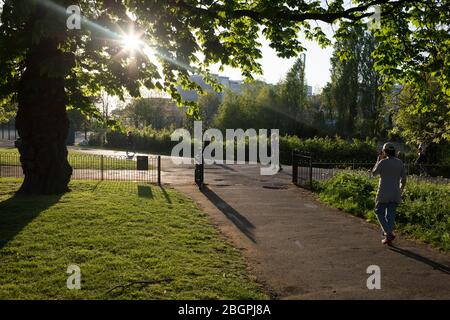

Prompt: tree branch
[
  {"left": 105, "top": 278, "right": 174, "bottom": 296},
  {"left": 172, "top": 0, "right": 416, "bottom": 24}
]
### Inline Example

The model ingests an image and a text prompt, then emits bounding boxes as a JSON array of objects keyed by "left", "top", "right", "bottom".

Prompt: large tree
[
  {"left": 391, "top": 77, "right": 450, "bottom": 145},
  {"left": 279, "top": 55, "right": 308, "bottom": 135},
  {"left": 114, "top": 97, "right": 182, "bottom": 129},
  {"left": 0, "top": 0, "right": 448, "bottom": 194},
  {"left": 324, "top": 25, "right": 384, "bottom": 138},
  {"left": 369, "top": 0, "right": 450, "bottom": 141}
]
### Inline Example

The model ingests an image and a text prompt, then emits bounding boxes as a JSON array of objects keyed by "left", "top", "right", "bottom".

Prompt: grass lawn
[
  {"left": 0, "top": 147, "right": 142, "bottom": 170},
  {"left": 0, "top": 178, "right": 267, "bottom": 299}
]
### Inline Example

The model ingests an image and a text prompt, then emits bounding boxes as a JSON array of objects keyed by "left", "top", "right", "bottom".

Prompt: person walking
[
  {"left": 415, "top": 142, "right": 427, "bottom": 175},
  {"left": 126, "top": 131, "right": 135, "bottom": 158},
  {"left": 372, "top": 142, "right": 407, "bottom": 246}
]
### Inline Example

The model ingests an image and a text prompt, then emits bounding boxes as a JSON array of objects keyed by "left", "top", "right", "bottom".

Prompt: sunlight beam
[{"left": 33, "top": 0, "right": 197, "bottom": 74}]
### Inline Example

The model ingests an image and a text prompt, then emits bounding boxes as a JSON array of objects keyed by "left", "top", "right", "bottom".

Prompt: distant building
[
  {"left": 229, "top": 80, "right": 243, "bottom": 94},
  {"left": 177, "top": 74, "right": 243, "bottom": 102},
  {"left": 306, "top": 85, "right": 313, "bottom": 97}
]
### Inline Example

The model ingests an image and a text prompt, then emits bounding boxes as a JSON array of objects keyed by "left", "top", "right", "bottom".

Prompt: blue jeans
[{"left": 375, "top": 202, "right": 397, "bottom": 237}]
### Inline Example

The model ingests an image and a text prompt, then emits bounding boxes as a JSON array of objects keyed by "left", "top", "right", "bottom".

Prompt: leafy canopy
[{"left": 0, "top": 0, "right": 449, "bottom": 122}]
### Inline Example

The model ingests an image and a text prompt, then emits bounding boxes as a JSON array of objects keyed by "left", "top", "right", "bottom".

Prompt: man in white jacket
[{"left": 372, "top": 142, "right": 407, "bottom": 245}]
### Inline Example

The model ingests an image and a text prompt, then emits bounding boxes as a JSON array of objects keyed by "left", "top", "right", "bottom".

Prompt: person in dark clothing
[
  {"left": 126, "top": 131, "right": 135, "bottom": 157},
  {"left": 415, "top": 143, "right": 427, "bottom": 175}
]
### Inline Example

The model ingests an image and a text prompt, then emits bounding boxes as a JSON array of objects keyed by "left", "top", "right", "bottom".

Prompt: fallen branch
[{"left": 105, "top": 278, "right": 174, "bottom": 296}]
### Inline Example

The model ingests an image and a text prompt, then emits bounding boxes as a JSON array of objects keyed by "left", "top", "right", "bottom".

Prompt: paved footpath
[
  {"left": 71, "top": 147, "right": 450, "bottom": 299},
  {"left": 175, "top": 164, "right": 450, "bottom": 299}
]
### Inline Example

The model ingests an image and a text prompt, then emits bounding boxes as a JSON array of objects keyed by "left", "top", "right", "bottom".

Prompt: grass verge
[
  {"left": 0, "top": 147, "right": 144, "bottom": 170},
  {"left": 0, "top": 178, "right": 266, "bottom": 299},
  {"left": 315, "top": 172, "right": 450, "bottom": 251}
]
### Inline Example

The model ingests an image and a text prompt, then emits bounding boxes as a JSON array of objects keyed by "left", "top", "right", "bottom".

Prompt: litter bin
[{"left": 137, "top": 156, "right": 149, "bottom": 171}]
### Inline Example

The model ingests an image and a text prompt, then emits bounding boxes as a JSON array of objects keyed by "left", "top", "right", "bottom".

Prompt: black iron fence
[
  {"left": 292, "top": 151, "right": 313, "bottom": 189},
  {"left": 292, "top": 150, "right": 450, "bottom": 188},
  {"left": 0, "top": 153, "right": 161, "bottom": 184}
]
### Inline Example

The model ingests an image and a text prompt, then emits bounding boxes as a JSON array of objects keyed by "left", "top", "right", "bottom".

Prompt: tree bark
[{"left": 15, "top": 38, "right": 72, "bottom": 195}]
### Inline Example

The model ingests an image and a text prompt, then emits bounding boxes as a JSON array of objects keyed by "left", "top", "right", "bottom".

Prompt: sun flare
[{"left": 121, "top": 34, "right": 142, "bottom": 52}]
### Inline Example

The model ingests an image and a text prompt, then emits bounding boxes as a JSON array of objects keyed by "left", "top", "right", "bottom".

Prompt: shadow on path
[
  {"left": 201, "top": 186, "right": 256, "bottom": 243},
  {"left": 0, "top": 193, "right": 61, "bottom": 250},
  {"left": 214, "top": 164, "right": 237, "bottom": 172},
  {"left": 389, "top": 245, "right": 450, "bottom": 276}
]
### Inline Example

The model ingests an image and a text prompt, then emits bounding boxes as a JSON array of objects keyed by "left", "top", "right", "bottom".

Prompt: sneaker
[
  {"left": 382, "top": 233, "right": 396, "bottom": 245},
  {"left": 381, "top": 236, "right": 392, "bottom": 246}
]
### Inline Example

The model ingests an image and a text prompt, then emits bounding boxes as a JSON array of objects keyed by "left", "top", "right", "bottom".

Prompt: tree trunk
[{"left": 15, "top": 39, "right": 72, "bottom": 195}]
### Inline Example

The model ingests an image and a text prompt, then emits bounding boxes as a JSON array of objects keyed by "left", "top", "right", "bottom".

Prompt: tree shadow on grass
[
  {"left": 89, "top": 181, "right": 136, "bottom": 194},
  {"left": 88, "top": 181, "right": 152, "bottom": 195},
  {"left": 0, "top": 193, "right": 61, "bottom": 250},
  {"left": 201, "top": 186, "right": 256, "bottom": 243},
  {"left": 86, "top": 181, "right": 167, "bottom": 202},
  {"left": 389, "top": 245, "right": 450, "bottom": 276}
]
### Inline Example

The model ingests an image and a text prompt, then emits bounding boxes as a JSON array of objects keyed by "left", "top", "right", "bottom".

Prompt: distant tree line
[{"left": 76, "top": 26, "right": 449, "bottom": 163}]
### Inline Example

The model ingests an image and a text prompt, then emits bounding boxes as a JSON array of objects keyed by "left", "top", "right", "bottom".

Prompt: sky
[{"left": 211, "top": 23, "right": 335, "bottom": 93}]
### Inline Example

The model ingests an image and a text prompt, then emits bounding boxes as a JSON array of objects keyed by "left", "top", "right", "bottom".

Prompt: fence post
[
  {"left": 309, "top": 156, "right": 313, "bottom": 190},
  {"left": 292, "top": 150, "right": 298, "bottom": 185},
  {"left": 101, "top": 155, "right": 104, "bottom": 181},
  {"left": 157, "top": 156, "right": 161, "bottom": 186},
  {"left": 200, "top": 163, "right": 204, "bottom": 189}
]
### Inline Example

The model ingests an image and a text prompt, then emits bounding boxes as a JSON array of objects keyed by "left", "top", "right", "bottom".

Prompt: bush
[
  {"left": 319, "top": 172, "right": 377, "bottom": 220},
  {"left": 398, "top": 182, "right": 450, "bottom": 249},
  {"left": 318, "top": 172, "right": 450, "bottom": 251},
  {"left": 89, "top": 127, "right": 177, "bottom": 155},
  {"left": 280, "top": 136, "right": 377, "bottom": 164},
  {"left": 89, "top": 127, "right": 379, "bottom": 163}
]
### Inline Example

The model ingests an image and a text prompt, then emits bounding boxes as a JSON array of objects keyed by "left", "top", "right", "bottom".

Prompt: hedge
[{"left": 90, "top": 129, "right": 378, "bottom": 163}]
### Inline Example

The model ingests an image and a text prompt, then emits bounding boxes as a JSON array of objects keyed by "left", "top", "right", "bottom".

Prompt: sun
[
  {"left": 116, "top": 27, "right": 157, "bottom": 62},
  {"left": 121, "top": 33, "right": 142, "bottom": 53}
]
